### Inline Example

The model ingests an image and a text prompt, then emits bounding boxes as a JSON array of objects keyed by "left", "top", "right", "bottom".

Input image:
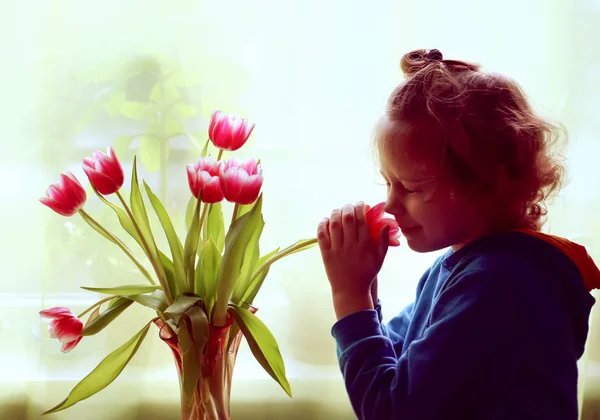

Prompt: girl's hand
[{"left": 317, "top": 202, "right": 390, "bottom": 319}]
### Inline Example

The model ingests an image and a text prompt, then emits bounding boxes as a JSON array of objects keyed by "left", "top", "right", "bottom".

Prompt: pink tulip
[
  {"left": 365, "top": 202, "right": 401, "bottom": 246},
  {"left": 40, "top": 172, "right": 87, "bottom": 217},
  {"left": 209, "top": 110, "right": 255, "bottom": 151},
  {"left": 82, "top": 146, "right": 125, "bottom": 195},
  {"left": 39, "top": 307, "right": 84, "bottom": 353},
  {"left": 186, "top": 157, "right": 225, "bottom": 203},
  {"left": 219, "top": 158, "right": 263, "bottom": 205}
]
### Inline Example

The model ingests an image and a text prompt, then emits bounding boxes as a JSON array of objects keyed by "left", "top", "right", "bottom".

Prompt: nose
[{"left": 384, "top": 190, "right": 406, "bottom": 216}]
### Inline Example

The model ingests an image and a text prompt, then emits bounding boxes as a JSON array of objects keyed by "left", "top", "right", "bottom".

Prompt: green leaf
[
  {"left": 165, "top": 295, "right": 201, "bottom": 326},
  {"left": 139, "top": 135, "right": 163, "bottom": 172},
  {"left": 183, "top": 196, "right": 202, "bottom": 291},
  {"left": 201, "top": 138, "right": 210, "bottom": 157},
  {"left": 43, "top": 321, "right": 153, "bottom": 414},
  {"left": 150, "top": 83, "right": 181, "bottom": 105},
  {"left": 185, "top": 196, "right": 196, "bottom": 231},
  {"left": 174, "top": 103, "right": 198, "bottom": 120},
  {"left": 81, "top": 285, "right": 161, "bottom": 296},
  {"left": 108, "top": 297, "right": 123, "bottom": 309},
  {"left": 126, "top": 290, "right": 168, "bottom": 313},
  {"left": 112, "top": 135, "right": 132, "bottom": 159},
  {"left": 239, "top": 247, "right": 279, "bottom": 304},
  {"left": 229, "top": 305, "right": 291, "bottom": 397},
  {"left": 202, "top": 203, "right": 225, "bottom": 253},
  {"left": 234, "top": 203, "right": 255, "bottom": 220},
  {"left": 185, "top": 305, "right": 209, "bottom": 350},
  {"left": 214, "top": 195, "right": 264, "bottom": 320},
  {"left": 103, "top": 90, "right": 126, "bottom": 116},
  {"left": 175, "top": 305, "right": 209, "bottom": 401},
  {"left": 81, "top": 299, "right": 134, "bottom": 336},
  {"left": 241, "top": 269, "right": 270, "bottom": 306},
  {"left": 195, "top": 238, "right": 221, "bottom": 318},
  {"left": 130, "top": 157, "right": 167, "bottom": 294},
  {"left": 231, "top": 217, "right": 264, "bottom": 303},
  {"left": 120, "top": 101, "right": 151, "bottom": 119},
  {"left": 249, "top": 238, "right": 317, "bottom": 286},
  {"left": 84, "top": 306, "right": 101, "bottom": 328},
  {"left": 158, "top": 250, "right": 179, "bottom": 299},
  {"left": 144, "top": 181, "right": 186, "bottom": 295}
]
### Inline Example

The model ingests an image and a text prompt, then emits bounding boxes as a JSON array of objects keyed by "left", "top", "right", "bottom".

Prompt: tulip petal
[
  {"left": 39, "top": 196, "right": 79, "bottom": 217},
  {"left": 220, "top": 168, "right": 245, "bottom": 202},
  {"left": 236, "top": 174, "right": 263, "bottom": 204},
  {"left": 61, "top": 336, "right": 83, "bottom": 353},
  {"left": 48, "top": 321, "right": 59, "bottom": 338},
  {"left": 209, "top": 110, "right": 225, "bottom": 141},
  {"left": 201, "top": 177, "right": 225, "bottom": 203},
  {"left": 242, "top": 158, "right": 260, "bottom": 176},
  {"left": 82, "top": 157, "right": 95, "bottom": 170},
  {"left": 366, "top": 202, "right": 385, "bottom": 220},
  {"left": 186, "top": 164, "right": 199, "bottom": 198},
  {"left": 83, "top": 166, "right": 118, "bottom": 195},
  {"left": 40, "top": 307, "right": 84, "bottom": 352},
  {"left": 40, "top": 307, "right": 75, "bottom": 320},
  {"left": 82, "top": 148, "right": 124, "bottom": 195}
]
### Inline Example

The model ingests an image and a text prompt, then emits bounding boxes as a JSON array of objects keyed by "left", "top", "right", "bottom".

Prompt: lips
[{"left": 399, "top": 225, "right": 421, "bottom": 233}]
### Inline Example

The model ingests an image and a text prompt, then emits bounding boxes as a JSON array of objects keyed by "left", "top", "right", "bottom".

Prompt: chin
[
  {"left": 403, "top": 231, "right": 451, "bottom": 253},
  {"left": 404, "top": 238, "right": 441, "bottom": 253}
]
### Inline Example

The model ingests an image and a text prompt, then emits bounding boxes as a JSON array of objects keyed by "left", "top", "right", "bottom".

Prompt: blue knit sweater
[{"left": 332, "top": 232, "right": 595, "bottom": 420}]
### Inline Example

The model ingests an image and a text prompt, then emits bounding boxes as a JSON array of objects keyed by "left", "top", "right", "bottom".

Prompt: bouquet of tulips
[{"left": 39, "top": 111, "right": 317, "bottom": 419}]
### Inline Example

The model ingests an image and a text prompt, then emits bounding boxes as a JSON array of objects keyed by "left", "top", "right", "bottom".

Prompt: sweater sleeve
[
  {"left": 331, "top": 268, "right": 525, "bottom": 420},
  {"left": 381, "top": 302, "right": 414, "bottom": 354}
]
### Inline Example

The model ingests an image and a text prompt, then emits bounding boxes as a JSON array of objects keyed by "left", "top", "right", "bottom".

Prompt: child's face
[{"left": 377, "top": 119, "right": 490, "bottom": 252}]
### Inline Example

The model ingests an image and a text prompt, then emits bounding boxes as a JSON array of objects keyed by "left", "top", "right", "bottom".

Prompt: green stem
[
  {"left": 78, "top": 209, "right": 156, "bottom": 285},
  {"left": 115, "top": 191, "right": 172, "bottom": 303},
  {"left": 216, "top": 149, "right": 224, "bottom": 161},
  {"left": 231, "top": 203, "right": 239, "bottom": 227},
  {"left": 190, "top": 203, "right": 211, "bottom": 291},
  {"left": 248, "top": 238, "right": 318, "bottom": 285},
  {"left": 199, "top": 202, "right": 210, "bottom": 236},
  {"left": 77, "top": 295, "right": 114, "bottom": 318}
]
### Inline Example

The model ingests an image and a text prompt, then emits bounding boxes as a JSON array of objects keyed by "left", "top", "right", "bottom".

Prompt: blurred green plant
[{"left": 41, "top": 54, "right": 251, "bottom": 289}]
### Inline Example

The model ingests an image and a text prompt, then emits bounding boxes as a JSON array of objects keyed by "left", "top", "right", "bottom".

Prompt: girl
[{"left": 317, "top": 49, "right": 600, "bottom": 420}]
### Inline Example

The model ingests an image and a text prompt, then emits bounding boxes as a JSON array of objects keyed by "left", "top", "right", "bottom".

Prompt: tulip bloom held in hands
[
  {"left": 317, "top": 201, "right": 400, "bottom": 320},
  {"left": 82, "top": 146, "right": 124, "bottom": 195},
  {"left": 219, "top": 158, "right": 263, "bottom": 205},
  {"left": 209, "top": 111, "right": 255, "bottom": 151},
  {"left": 40, "top": 307, "right": 84, "bottom": 353},
  {"left": 365, "top": 202, "right": 401, "bottom": 246},
  {"left": 39, "top": 172, "right": 87, "bottom": 216},
  {"left": 186, "top": 157, "right": 225, "bottom": 203}
]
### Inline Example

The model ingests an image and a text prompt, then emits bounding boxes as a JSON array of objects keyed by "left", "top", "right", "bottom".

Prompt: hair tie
[{"left": 426, "top": 49, "right": 443, "bottom": 62}]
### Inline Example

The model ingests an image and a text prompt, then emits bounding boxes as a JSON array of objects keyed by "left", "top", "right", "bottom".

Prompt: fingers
[
  {"left": 329, "top": 208, "right": 343, "bottom": 249},
  {"left": 377, "top": 225, "right": 390, "bottom": 260},
  {"left": 341, "top": 204, "right": 357, "bottom": 243},
  {"left": 354, "top": 201, "right": 369, "bottom": 243},
  {"left": 317, "top": 217, "right": 331, "bottom": 253}
]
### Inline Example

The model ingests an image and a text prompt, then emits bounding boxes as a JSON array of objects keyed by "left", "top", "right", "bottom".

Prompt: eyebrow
[{"left": 379, "top": 171, "right": 435, "bottom": 185}]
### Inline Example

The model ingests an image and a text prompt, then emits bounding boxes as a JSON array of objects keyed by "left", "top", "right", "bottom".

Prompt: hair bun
[
  {"left": 400, "top": 48, "right": 480, "bottom": 77},
  {"left": 400, "top": 48, "right": 443, "bottom": 77}
]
